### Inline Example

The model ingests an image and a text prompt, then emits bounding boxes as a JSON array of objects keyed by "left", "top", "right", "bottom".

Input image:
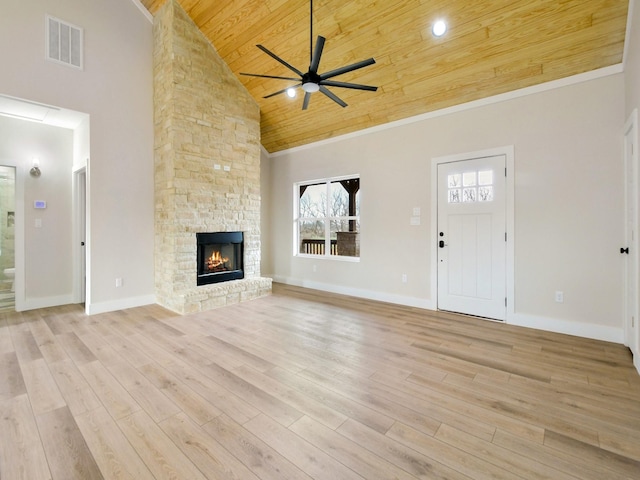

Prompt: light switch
[
  {"left": 413, "top": 207, "right": 421, "bottom": 216},
  {"left": 35, "top": 219, "right": 42, "bottom": 228},
  {"left": 410, "top": 216, "right": 420, "bottom": 226}
]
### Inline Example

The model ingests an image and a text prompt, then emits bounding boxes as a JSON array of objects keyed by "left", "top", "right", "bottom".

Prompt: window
[
  {"left": 295, "top": 176, "right": 360, "bottom": 258},
  {"left": 447, "top": 169, "right": 494, "bottom": 203}
]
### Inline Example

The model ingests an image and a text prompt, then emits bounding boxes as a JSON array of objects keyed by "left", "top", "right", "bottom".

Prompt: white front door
[{"left": 437, "top": 155, "right": 506, "bottom": 320}]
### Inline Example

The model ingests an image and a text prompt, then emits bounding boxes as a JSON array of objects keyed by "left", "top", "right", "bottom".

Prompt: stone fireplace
[
  {"left": 196, "top": 232, "right": 244, "bottom": 286},
  {"left": 153, "top": 0, "right": 271, "bottom": 314}
]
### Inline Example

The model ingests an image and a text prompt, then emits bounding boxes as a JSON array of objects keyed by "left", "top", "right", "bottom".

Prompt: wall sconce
[{"left": 30, "top": 158, "right": 41, "bottom": 177}]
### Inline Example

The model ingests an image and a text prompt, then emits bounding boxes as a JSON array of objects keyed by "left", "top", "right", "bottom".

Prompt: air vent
[{"left": 46, "top": 15, "right": 83, "bottom": 70}]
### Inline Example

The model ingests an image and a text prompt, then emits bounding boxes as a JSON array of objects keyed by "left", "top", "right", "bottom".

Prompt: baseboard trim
[
  {"left": 21, "top": 294, "right": 74, "bottom": 311},
  {"left": 508, "top": 313, "right": 624, "bottom": 344},
  {"left": 86, "top": 294, "right": 156, "bottom": 315},
  {"left": 270, "top": 275, "right": 625, "bottom": 345},
  {"left": 270, "top": 275, "right": 434, "bottom": 310}
]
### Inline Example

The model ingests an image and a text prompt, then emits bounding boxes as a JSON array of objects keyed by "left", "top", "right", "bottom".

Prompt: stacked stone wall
[{"left": 153, "top": 0, "right": 271, "bottom": 314}]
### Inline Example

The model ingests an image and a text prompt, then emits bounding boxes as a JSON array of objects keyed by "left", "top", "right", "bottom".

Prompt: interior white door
[
  {"left": 437, "top": 155, "right": 506, "bottom": 320},
  {"left": 624, "top": 113, "right": 638, "bottom": 357}
]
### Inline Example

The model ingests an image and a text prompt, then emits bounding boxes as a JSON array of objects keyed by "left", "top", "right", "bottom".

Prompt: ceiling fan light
[
  {"left": 302, "top": 82, "right": 320, "bottom": 93},
  {"left": 286, "top": 87, "right": 297, "bottom": 98}
]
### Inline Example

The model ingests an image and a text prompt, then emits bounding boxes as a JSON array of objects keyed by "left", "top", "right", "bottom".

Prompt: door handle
[
  {"left": 439, "top": 240, "right": 447, "bottom": 248},
  {"left": 621, "top": 247, "right": 629, "bottom": 254}
]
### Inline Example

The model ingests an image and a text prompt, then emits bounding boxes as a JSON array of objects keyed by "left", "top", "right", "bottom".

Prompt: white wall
[
  {"left": 0, "top": 116, "right": 74, "bottom": 307},
  {"left": 0, "top": 0, "right": 155, "bottom": 313},
  {"left": 268, "top": 73, "right": 625, "bottom": 342},
  {"left": 626, "top": 0, "right": 639, "bottom": 117}
]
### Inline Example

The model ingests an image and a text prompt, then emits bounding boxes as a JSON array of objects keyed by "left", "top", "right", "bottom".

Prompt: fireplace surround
[{"left": 153, "top": 0, "right": 271, "bottom": 314}]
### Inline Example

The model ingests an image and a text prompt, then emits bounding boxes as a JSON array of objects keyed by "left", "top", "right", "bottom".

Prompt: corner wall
[{"left": 153, "top": 0, "right": 271, "bottom": 314}]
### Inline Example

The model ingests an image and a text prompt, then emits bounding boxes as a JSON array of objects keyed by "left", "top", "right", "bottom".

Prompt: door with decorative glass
[{"left": 437, "top": 155, "right": 506, "bottom": 320}]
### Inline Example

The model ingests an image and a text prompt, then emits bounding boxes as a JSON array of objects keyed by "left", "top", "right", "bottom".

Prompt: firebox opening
[{"left": 197, "top": 232, "right": 244, "bottom": 286}]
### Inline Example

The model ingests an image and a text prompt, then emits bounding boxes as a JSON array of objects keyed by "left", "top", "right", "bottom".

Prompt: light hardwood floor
[{"left": 1, "top": 283, "right": 639, "bottom": 479}]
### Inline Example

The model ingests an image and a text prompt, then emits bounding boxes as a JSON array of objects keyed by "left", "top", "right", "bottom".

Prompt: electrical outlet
[
  {"left": 115, "top": 278, "right": 123, "bottom": 288},
  {"left": 402, "top": 274, "right": 408, "bottom": 283},
  {"left": 555, "top": 291, "right": 563, "bottom": 303},
  {"left": 312, "top": 265, "right": 317, "bottom": 273}
]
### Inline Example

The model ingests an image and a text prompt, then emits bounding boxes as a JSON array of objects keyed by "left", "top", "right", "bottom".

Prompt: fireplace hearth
[{"left": 197, "top": 232, "right": 244, "bottom": 286}]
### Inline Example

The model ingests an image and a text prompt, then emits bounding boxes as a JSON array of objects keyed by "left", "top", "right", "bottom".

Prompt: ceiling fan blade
[
  {"left": 263, "top": 84, "right": 301, "bottom": 99},
  {"left": 302, "top": 92, "right": 312, "bottom": 110},
  {"left": 319, "top": 86, "right": 347, "bottom": 108},
  {"left": 240, "top": 72, "right": 300, "bottom": 81},
  {"left": 256, "top": 44, "right": 304, "bottom": 77},
  {"left": 309, "top": 36, "right": 325, "bottom": 73},
  {"left": 320, "top": 80, "right": 378, "bottom": 91},
  {"left": 320, "top": 58, "right": 376, "bottom": 81}
]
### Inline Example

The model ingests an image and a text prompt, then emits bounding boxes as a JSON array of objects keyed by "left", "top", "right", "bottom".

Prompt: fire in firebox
[{"left": 207, "top": 250, "right": 229, "bottom": 272}]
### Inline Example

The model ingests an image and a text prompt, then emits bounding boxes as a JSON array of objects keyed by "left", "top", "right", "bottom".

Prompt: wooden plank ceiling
[{"left": 140, "top": 0, "right": 629, "bottom": 153}]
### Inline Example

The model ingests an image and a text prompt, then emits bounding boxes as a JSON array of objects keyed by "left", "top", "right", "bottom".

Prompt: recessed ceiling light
[
  {"left": 286, "top": 87, "right": 297, "bottom": 98},
  {"left": 432, "top": 20, "right": 447, "bottom": 37}
]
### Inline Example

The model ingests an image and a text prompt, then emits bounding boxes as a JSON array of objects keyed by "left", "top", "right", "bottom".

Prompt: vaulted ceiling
[{"left": 140, "top": 0, "right": 629, "bottom": 153}]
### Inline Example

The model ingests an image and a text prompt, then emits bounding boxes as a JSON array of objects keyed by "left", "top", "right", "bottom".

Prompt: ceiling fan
[{"left": 240, "top": 0, "right": 378, "bottom": 110}]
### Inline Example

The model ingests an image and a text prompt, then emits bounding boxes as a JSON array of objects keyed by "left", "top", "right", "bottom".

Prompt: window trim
[{"left": 294, "top": 174, "right": 361, "bottom": 261}]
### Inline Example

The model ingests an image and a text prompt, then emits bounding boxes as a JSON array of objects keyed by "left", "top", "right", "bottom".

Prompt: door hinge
[
  {"left": 505, "top": 167, "right": 507, "bottom": 177},
  {"left": 505, "top": 297, "right": 507, "bottom": 307},
  {"left": 505, "top": 232, "right": 507, "bottom": 242}
]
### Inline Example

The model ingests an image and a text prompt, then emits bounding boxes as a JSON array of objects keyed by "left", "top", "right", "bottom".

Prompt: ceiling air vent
[{"left": 46, "top": 15, "right": 83, "bottom": 70}]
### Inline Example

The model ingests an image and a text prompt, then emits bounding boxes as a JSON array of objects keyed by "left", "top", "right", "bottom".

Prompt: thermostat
[{"left": 34, "top": 200, "right": 47, "bottom": 209}]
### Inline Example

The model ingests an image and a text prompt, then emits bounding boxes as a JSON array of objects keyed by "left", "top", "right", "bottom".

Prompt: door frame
[
  {"left": 72, "top": 164, "right": 88, "bottom": 310},
  {"left": 431, "top": 146, "right": 515, "bottom": 321},
  {"left": 624, "top": 108, "right": 639, "bottom": 361}
]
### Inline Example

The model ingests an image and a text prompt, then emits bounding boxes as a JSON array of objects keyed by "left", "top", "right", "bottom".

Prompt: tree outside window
[{"left": 296, "top": 176, "right": 360, "bottom": 258}]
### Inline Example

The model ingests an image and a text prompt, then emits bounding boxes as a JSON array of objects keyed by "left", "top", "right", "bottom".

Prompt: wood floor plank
[
  {"left": 27, "top": 317, "right": 69, "bottom": 364},
  {"left": 543, "top": 429, "right": 640, "bottom": 477},
  {"left": 75, "top": 406, "right": 156, "bottom": 480},
  {"left": 202, "top": 414, "right": 314, "bottom": 480},
  {"left": 159, "top": 412, "right": 262, "bottom": 480},
  {"left": 0, "top": 317, "right": 13, "bottom": 355},
  {"left": 232, "top": 363, "right": 348, "bottom": 430},
  {"left": 36, "top": 405, "right": 104, "bottom": 480},
  {"left": 289, "top": 415, "right": 418, "bottom": 480},
  {"left": 57, "top": 332, "right": 98, "bottom": 365},
  {"left": 0, "top": 395, "right": 52, "bottom": 480},
  {"left": 138, "top": 361, "right": 223, "bottom": 425},
  {"left": 492, "top": 428, "right": 632, "bottom": 480},
  {"left": 19, "top": 357, "right": 67, "bottom": 415},
  {"left": 49, "top": 358, "right": 102, "bottom": 416},
  {"left": 77, "top": 360, "right": 141, "bottom": 420},
  {"left": 161, "top": 359, "right": 260, "bottom": 424},
  {"left": 245, "top": 413, "right": 366, "bottom": 480},
  {"left": 0, "top": 284, "right": 638, "bottom": 479},
  {"left": 0, "top": 351, "right": 27, "bottom": 400},
  {"left": 117, "top": 410, "right": 208, "bottom": 480},
  {"left": 11, "top": 328, "right": 44, "bottom": 363},
  {"left": 106, "top": 361, "right": 181, "bottom": 423},
  {"left": 337, "top": 418, "right": 473, "bottom": 480},
  {"left": 434, "top": 423, "right": 579, "bottom": 480},
  {"left": 265, "top": 365, "right": 397, "bottom": 434},
  {"left": 200, "top": 362, "right": 304, "bottom": 427}
]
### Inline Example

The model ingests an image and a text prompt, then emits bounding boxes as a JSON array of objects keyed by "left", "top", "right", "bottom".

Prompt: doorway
[
  {"left": 0, "top": 166, "right": 15, "bottom": 311},
  {"left": 431, "top": 147, "right": 514, "bottom": 321}
]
